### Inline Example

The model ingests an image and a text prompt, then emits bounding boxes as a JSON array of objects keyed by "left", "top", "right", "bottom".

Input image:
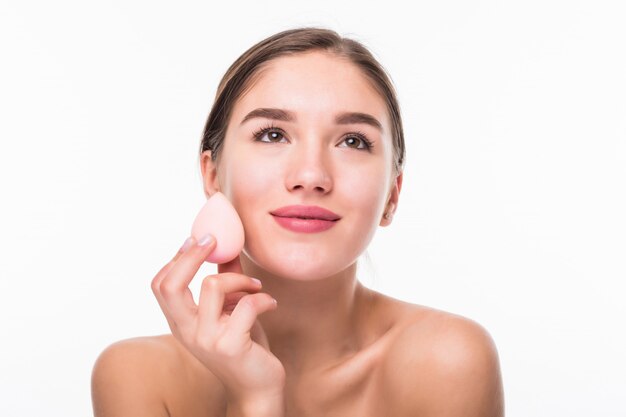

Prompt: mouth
[
  {"left": 269, "top": 205, "right": 341, "bottom": 233},
  {"left": 274, "top": 215, "right": 340, "bottom": 221},
  {"left": 269, "top": 205, "right": 342, "bottom": 221}
]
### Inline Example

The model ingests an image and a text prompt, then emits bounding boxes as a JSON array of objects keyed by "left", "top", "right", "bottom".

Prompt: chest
[
  {"left": 168, "top": 351, "right": 390, "bottom": 417},
  {"left": 281, "top": 360, "right": 385, "bottom": 417},
  {"left": 166, "top": 302, "right": 416, "bottom": 417}
]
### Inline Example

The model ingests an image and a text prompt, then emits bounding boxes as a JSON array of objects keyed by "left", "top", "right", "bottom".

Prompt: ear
[
  {"left": 200, "top": 150, "right": 221, "bottom": 198},
  {"left": 380, "top": 172, "right": 403, "bottom": 227}
]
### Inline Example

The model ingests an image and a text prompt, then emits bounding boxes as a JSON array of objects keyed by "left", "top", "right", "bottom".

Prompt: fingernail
[
  {"left": 199, "top": 234, "right": 214, "bottom": 246},
  {"left": 180, "top": 237, "right": 194, "bottom": 252},
  {"left": 251, "top": 278, "right": 262, "bottom": 286}
]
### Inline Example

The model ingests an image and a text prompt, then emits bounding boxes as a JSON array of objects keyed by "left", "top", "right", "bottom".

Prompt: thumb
[
  {"left": 217, "top": 253, "right": 243, "bottom": 274},
  {"left": 250, "top": 319, "right": 270, "bottom": 349}
]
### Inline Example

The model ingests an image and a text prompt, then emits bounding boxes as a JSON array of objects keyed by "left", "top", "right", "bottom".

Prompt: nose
[{"left": 285, "top": 141, "right": 333, "bottom": 195}]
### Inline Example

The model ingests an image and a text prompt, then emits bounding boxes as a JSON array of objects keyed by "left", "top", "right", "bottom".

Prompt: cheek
[
  {"left": 341, "top": 163, "right": 390, "bottom": 218},
  {"left": 221, "top": 155, "right": 279, "bottom": 225},
  {"left": 220, "top": 143, "right": 277, "bottom": 196}
]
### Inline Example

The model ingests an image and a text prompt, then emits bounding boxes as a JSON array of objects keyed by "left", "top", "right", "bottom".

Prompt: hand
[{"left": 151, "top": 235, "right": 286, "bottom": 403}]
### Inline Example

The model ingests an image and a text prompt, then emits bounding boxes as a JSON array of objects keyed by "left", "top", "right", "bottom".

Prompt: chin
[{"left": 243, "top": 246, "right": 356, "bottom": 282}]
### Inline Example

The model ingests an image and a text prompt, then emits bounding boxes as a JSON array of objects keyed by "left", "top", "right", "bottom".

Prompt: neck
[{"left": 239, "top": 254, "right": 373, "bottom": 374}]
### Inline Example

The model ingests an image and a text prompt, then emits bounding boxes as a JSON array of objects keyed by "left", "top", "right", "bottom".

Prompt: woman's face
[{"left": 202, "top": 51, "right": 401, "bottom": 281}]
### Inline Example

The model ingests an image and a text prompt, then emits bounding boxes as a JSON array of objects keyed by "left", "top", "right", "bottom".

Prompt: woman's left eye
[{"left": 340, "top": 135, "right": 373, "bottom": 150}]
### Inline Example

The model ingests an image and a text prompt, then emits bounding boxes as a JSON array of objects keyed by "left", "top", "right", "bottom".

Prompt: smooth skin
[
  {"left": 151, "top": 235, "right": 285, "bottom": 409},
  {"left": 92, "top": 51, "right": 504, "bottom": 416}
]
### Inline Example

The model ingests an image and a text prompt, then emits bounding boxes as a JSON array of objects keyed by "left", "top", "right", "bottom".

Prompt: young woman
[{"left": 92, "top": 27, "right": 504, "bottom": 417}]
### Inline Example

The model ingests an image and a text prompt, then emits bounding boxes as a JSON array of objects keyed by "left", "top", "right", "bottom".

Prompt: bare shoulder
[
  {"left": 379, "top": 302, "right": 505, "bottom": 417},
  {"left": 91, "top": 335, "right": 174, "bottom": 416},
  {"left": 91, "top": 335, "right": 225, "bottom": 417},
  {"left": 91, "top": 335, "right": 189, "bottom": 416}
]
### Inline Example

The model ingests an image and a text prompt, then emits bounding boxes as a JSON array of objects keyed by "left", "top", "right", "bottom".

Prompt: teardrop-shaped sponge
[{"left": 190, "top": 192, "right": 245, "bottom": 264}]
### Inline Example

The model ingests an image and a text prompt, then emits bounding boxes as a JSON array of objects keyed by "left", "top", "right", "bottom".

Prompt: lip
[
  {"left": 270, "top": 205, "right": 341, "bottom": 221},
  {"left": 270, "top": 205, "right": 341, "bottom": 233}
]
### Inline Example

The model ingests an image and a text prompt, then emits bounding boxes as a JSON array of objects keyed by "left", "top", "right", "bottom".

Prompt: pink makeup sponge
[{"left": 190, "top": 192, "right": 245, "bottom": 264}]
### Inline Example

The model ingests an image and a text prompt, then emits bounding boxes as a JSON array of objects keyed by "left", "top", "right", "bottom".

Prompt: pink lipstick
[{"left": 270, "top": 205, "right": 341, "bottom": 233}]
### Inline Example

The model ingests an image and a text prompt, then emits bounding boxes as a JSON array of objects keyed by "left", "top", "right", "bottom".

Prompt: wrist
[{"left": 226, "top": 395, "right": 285, "bottom": 417}]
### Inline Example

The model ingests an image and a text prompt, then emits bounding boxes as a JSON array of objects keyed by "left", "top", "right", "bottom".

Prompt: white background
[{"left": 1, "top": 1, "right": 624, "bottom": 416}]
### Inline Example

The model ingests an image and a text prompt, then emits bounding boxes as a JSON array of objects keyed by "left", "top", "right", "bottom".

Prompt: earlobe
[
  {"left": 381, "top": 202, "right": 395, "bottom": 225},
  {"left": 380, "top": 172, "right": 402, "bottom": 226},
  {"left": 200, "top": 150, "right": 221, "bottom": 198}
]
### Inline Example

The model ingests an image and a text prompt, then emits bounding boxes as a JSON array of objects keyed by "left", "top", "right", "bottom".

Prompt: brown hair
[{"left": 199, "top": 27, "right": 406, "bottom": 175}]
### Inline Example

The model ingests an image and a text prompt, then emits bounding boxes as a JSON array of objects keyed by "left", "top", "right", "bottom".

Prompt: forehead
[{"left": 232, "top": 51, "right": 389, "bottom": 128}]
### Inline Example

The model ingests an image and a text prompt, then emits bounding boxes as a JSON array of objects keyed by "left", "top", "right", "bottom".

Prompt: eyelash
[{"left": 251, "top": 123, "right": 375, "bottom": 151}]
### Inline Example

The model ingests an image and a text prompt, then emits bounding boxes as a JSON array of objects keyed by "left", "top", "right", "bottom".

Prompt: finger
[
  {"left": 150, "top": 237, "right": 198, "bottom": 333},
  {"left": 226, "top": 293, "right": 277, "bottom": 337},
  {"left": 150, "top": 284, "right": 182, "bottom": 337},
  {"left": 217, "top": 254, "right": 243, "bottom": 275},
  {"left": 197, "top": 274, "right": 262, "bottom": 327},
  {"left": 172, "top": 236, "right": 195, "bottom": 262},
  {"left": 158, "top": 235, "right": 217, "bottom": 326},
  {"left": 223, "top": 291, "right": 255, "bottom": 313},
  {"left": 151, "top": 237, "right": 196, "bottom": 296},
  {"left": 250, "top": 319, "right": 270, "bottom": 348}
]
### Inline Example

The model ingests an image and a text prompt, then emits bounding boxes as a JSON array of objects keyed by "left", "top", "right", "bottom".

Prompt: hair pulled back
[{"left": 199, "top": 27, "right": 405, "bottom": 175}]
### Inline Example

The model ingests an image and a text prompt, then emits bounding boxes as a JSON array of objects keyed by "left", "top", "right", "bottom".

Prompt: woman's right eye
[{"left": 253, "top": 127, "right": 288, "bottom": 143}]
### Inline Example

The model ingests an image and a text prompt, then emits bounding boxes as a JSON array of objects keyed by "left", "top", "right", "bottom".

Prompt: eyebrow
[{"left": 240, "top": 107, "right": 383, "bottom": 132}]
